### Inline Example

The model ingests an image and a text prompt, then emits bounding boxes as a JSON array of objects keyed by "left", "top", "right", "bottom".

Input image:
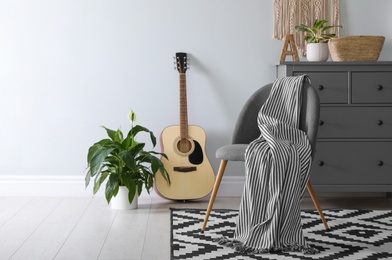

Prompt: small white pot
[
  {"left": 306, "top": 43, "right": 329, "bottom": 62},
  {"left": 111, "top": 186, "right": 138, "bottom": 210}
]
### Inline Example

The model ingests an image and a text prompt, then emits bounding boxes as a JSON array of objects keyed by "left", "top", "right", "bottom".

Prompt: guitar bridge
[{"left": 173, "top": 166, "right": 197, "bottom": 172}]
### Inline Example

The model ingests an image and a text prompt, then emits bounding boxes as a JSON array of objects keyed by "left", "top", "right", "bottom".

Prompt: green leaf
[
  {"left": 93, "top": 170, "right": 102, "bottom": 194},
  {"left": 148, "top": 150, "right": 168, "bottom": 160},
  {"left": 87, "top": 139, "right": 115, "bottom": 164},
  {"left": 159, "top": 167, "right": 171, "bottom": 185},
  {"left": 114, "top": 129, "right": 123, "bottom": 143},
  {"left": 127, "top": 125, "right": 152, "bottom": 140},
  {"left": 129, "top": 143, "right": 145, "bottom": 157},
  {"left": 122, "top": 173, "right": 134, "bottom": 189},
  {"left": 88, "top": 148, "right": 115, "bottom": 177},
  {"left": 105, "top": 182, "right": 114, "bottom": 204},
  {"left": 322, "top": 33, "right": 337, "bottom": 39},
  {"left": 137, "top": 181, "right": 143, "bottom": 196},
  {"left": 148, "top": 154, "right": 163, "bottom": 173},
  {"left": 85, "top": 170, "right": 91, "bottom": 188},
  {"left": 295, "top": 24, "right": 313, "bottom": 34},
  {"left": 93, "top": 180, "right": 101, "bottom": 194},
  {"left": 93, "top": 171, "right": 109, "bottom": 194},
  {"left": 102, "top": 126, "right": 117, "bottom": 141},
  {"left": 118, "top": 150, "right": 135, "bottom": 170},
  {"left": 87, "top": 145, "right": 100, "bottom": 164},
  {"left": 124, "top": 180, "right": 136, "bottom": 204},
  {"left": 149, "top": 131, "right": 157, "bottom": 147},
  {"left": 147, "top": 175, "right": 153, "bottom": 192},
  {"left": 105, "top": 174, "right": 119, "bottom": 204},
  {"left": 322, "top": 25, "right": 338, "bottom": 32},
  {"left": 160, "top": 152, "right": 169, "bottom": 160},
  {"left": 313, "top": 19, "right": 328, "bottom": 31},
  {"left": 122, "top": 175, "right": 137, "bottom": 203},
  {"left": 122, "top": 135, "right": 131, "bottom": 149}
]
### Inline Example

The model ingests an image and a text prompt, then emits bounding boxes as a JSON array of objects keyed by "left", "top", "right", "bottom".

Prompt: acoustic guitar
[{"left": 154, "top": 52, "right": 215, "bottom": 200}]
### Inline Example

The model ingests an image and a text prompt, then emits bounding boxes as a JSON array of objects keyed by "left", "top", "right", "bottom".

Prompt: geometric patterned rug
[{"left": 171, "top": 208, "right": 392, "bottom": 260}]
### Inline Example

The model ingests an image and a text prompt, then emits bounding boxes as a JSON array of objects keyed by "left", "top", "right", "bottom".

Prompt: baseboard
[
  {"left": 0, "top": 175, "right": 97, "bottom": 197},
  {"left": 0, "top": 175, "right": 246, "bottom": 197}
]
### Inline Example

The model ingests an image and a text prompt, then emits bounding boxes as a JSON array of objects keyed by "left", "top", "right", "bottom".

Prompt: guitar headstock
[{"left": 175, "top": 52, "right": 188, "bottom": 73}]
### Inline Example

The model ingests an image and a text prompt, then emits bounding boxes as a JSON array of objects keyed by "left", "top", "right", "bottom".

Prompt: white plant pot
[
  {"left": 306, "top": 43, "right": 329, "bottom": 62},
  {"left": 111, "top": 186, "right": 138, "bottom": 210}
]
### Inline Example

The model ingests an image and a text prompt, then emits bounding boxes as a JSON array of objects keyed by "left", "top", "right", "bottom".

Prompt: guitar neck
[{"left": 179, "top": 73, "right": 188, "bottom": 139}]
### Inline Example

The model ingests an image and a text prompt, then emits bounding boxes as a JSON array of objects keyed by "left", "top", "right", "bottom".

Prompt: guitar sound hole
[{"left": 177, "top": 138, "right": 192, "bottom": 153}]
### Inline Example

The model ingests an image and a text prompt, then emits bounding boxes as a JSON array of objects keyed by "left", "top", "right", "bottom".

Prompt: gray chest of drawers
[{"left": 277, "top": 62, "right": 392, "bottom": 195}]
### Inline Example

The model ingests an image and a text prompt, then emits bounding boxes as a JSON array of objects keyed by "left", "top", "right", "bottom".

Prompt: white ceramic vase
[
  {"left": 306, "top": 43, "right": 329, "bottom": 62},
  {"left": 111, "top": 186, "right": 138, "bottom": 210}
]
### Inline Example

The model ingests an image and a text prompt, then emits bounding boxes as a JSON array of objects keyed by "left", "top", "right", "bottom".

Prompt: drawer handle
[
  {"left": 318, "top": 161, "right": 324, "bottom": 166},
  {"left": 377, "top": 120, "right": 383, "bottom": 126},
  {"left": 377, "top": 160, "right": 384, "bottom": 166},
  {"left": 377, "top": 85, "right": 383, "bottom": 91},
  {"left": 318, "top": 85, "right": 324, "bottom": 90},
  {"left": 319, "top": 120, "right": 324, "bottom": 126}
]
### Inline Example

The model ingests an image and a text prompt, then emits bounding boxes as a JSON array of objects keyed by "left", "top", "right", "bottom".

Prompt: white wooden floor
[{"left": 1, "top": 193, "right": 391, "bottom": 260}]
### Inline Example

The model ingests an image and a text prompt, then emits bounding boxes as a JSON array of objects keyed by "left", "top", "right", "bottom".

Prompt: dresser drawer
[
  {"left": 352, "top": 72, "right": 392, "bottom": 104},
  {"left": 293, "top": 72, "right": 348, "bottom": 104},
  {"left": 310, "top": 141, "right": 392, "bottom": 185},
  {"left": 318, "top": 107, "right": 392, "bottom": 138}
]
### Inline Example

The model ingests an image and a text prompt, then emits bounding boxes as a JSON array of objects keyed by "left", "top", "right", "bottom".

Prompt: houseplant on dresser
[
  {"left": 85, "top": 109, "right": 170, "bottom": 209},
  {"left": 295, "top": 19, "right": 341, "bottom": 61}
]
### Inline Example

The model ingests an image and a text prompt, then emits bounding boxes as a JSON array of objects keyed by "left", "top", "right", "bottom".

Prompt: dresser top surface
[{"left": 279, "top": 61, "right": 392, "bottom": 66}]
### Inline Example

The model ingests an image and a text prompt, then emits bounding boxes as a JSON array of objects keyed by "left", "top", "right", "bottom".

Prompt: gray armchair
[{"left": 201, "top": 82, "right": 329, "bottom": 232}]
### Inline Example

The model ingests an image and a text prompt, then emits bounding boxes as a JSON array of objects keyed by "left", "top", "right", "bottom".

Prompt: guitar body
[{"left": 155, "top": 125, "right": 215, "bottom": 200}]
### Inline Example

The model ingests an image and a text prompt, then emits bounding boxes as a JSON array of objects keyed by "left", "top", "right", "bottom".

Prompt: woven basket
[{"left": 328, "top": 36, "right": 385, "bottom": 61}]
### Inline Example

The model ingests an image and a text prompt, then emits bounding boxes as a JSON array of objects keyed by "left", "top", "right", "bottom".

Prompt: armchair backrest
[{"left": 231, "top": 81, "right": 320, "bottom": 158}]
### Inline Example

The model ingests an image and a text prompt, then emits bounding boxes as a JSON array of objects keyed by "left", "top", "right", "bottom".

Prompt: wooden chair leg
[
  {"left": 307, "top": 181, "right": 329, "bottom": 230},
  {"left": 201, "top": 160, "right": 228, "bottom": 232}
]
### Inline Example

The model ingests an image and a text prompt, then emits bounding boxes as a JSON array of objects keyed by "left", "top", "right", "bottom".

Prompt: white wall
[{"left": 0, "top": 0, "right": 391, "bottom": 180}]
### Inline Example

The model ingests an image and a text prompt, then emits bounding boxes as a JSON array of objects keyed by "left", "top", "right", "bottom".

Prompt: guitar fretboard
[{"left": 179, "top": 73, "right": 188, "bottom": 140}]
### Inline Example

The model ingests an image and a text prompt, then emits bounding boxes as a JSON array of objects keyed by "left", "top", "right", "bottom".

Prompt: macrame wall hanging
[{"left": 274, "top": 0, "right": 340, "bottom": 57}]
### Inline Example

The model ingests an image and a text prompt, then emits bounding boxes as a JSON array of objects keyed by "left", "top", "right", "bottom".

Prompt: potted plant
[
  {"left": 295, "top": 19, "right": 342, "bottom": 61},
  {"left": 85, "top": 109, "right": 170, "bottom": 209}
]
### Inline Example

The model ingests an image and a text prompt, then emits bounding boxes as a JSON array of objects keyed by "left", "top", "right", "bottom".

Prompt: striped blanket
[{"left": 218, "top": 76, "right": 318, "bottom": 254}]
